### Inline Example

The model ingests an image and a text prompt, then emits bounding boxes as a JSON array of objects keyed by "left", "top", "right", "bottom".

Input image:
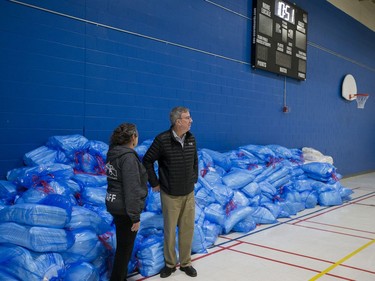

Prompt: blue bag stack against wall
[{"left": 0, "top": 135, "right": 354, "bottom": 279}]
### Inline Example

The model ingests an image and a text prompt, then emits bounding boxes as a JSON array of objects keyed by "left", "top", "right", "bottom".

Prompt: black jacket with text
[{"left": 105, "top": 145, "right": 148, "bottom": 223}]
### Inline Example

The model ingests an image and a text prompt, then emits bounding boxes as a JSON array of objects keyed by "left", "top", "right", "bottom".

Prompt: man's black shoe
[
  {"left": 160, "top": 266, "right": 176, "bottom": 278},
  {"left": 180, "top": 266, "right": 197, "bottom": 277}
]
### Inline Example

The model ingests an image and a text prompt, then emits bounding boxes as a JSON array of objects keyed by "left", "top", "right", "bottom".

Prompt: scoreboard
[{"left": 251, "top": 0, "right": 308, "bottom": 80}]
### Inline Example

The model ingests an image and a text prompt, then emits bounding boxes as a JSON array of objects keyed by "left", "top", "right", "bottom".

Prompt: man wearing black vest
[{"left": 143, "top": 106, "right": 198, "bottom": 278}]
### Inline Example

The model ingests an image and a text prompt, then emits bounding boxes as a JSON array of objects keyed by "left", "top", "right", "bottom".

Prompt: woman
[{"left": 105, "top": 123, "right": 148, "bottom": 281}]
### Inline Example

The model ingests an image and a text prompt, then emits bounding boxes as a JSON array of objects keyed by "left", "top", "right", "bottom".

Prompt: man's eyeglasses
[{"left": 179, "top": 116, "right": 192, "bottom": 120}]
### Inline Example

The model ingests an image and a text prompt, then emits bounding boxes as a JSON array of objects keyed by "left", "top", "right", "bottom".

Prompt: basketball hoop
[{"left": 353, "top": 94, "right": 369, "bottom": 109}]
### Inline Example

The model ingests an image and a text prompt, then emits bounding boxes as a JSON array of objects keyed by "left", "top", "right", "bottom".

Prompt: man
[{"left": 143, "top": 106, "right": 198, "bottom": 278}]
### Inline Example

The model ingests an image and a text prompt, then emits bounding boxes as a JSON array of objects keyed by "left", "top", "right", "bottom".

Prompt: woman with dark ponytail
[{"left": 105, "top": 123, "right": 148, "bottom": 281}]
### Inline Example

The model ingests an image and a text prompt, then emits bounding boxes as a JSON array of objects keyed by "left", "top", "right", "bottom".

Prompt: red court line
[
  {"left": 303, "top": 220, "right": 375, "bottom": 235},
  {"left": 219, "top": 236, "right": 375, "bottom": 275},
  {"left": 286, "top": 222, "right": 374, "bottom": 240},
  {"left": 221, "top": 245, "right": 355, "bottom": 281}
]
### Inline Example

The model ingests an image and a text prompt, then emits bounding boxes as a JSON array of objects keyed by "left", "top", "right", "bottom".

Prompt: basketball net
[{"left": 354, "top": 94, "right": 369, "bottom": 109}]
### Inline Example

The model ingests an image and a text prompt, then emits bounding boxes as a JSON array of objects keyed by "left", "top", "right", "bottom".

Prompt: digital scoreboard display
[{"left": 252, "top": 0, "right": 308, "bottom": 80}]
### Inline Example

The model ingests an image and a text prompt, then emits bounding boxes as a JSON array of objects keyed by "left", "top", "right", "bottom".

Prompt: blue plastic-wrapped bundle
[
  {"left": 223, "top": 207, "right": 255, "bottom": 234},
  {"left": 73, "top": 174, "right": 107, "bottom": 188},
  {"left": 259, "top": 194, "right": 273, "bottom": 205},
  {"left": 200, "top": 148, "right": 232, "bottom": 171},
  {"left": 271, "top": 174, "right": 292, "bottom": 189},
  {"left": 254, "top": 164, "right": 281, "bottom": 183},
  {"left": 300, "top": 190, "right": 318, "bottom": 209},
  {"left": 289, "top": 164, "right": 305, "bottom": 178},
  {"left": 87, "top": 140, "right": 108, "bottom": 161},
  {"left": 66, "top": 206, "right": 112, "bottom": 235},
  {"left": 301, "top": 162, "right": 337, "bottom": 182},
  {"left": 281, "top": 186, "right": 305, "bottom": 212},
  {"left": 80, "top": 186, "right": 106, "bottom": 206},
  {"left": 240, "top": 144, "right": 276, "bottom": 163},
  {"left": 230, "top": 157, "right": 257, "bottom": 169},
  {"left": 339, "top": 185, "right": 354, "bottom": 201},
  {"left": 0, "top": 222, "right": 74, "bottom": 252},
  {"left": 138, "top": 212, "right": 164, "bottom": 232},
  {"left": 262, "top": 202, "right": 282, "bottom": 219},
  {"left": 276, "top": 201, "right": 298, "bottom": 217},
  {"left": 267, "top": 166, "right": 290, "bottom": 184},
  {"left": 15, "top": 187, "right": 48, "bottom": 204},
  {"left": 86, "top": 203, "right": 114, "bottom": 227},
  {"left": 65, "top": 262, "right": 100, "bottom": 281},
  {"left": 0, "top": 180, "right": 17, "bottom": 204},
  {"left": 203, "top": 170, "right": 223, "bottom": 186},
  {"left": 0, "top": 203, "right": 70, "bottom": 228},
  {"left": 146, "top": 188, "right": 162, "bottom": 213},
  {"left": 289, "top": 148, "right": 303, "bottom": 162},
  {"left": 258, "top": 181, "right": 277, "bottom": 198},
  {"left": 241, "top": 182, "right": 261, "bottom": 198},
  {"left": 199, "top": 177, "right": 234, "bottom": 206},
  {"left": 64, "top": 179, "right": 81, "bottom": 194},
  {"left": 195, "top": 186, "right": 215, "bottom": 208},
  {"left": 195, "top": 204, "right": 205, "bottom": 225},
  {"left": 40, "top": 193, "right": 75, "bottom": 213},
  {"left": 248, "top": 194, "right": 261, "bottom": 207},
  {"left": 293, "top": 179, "right": 315, "bottom": 192},
  {"left": 198, "top": 149, "right": 214, "bottom": 169},
  {"left": 203, "top": 220, "right": 222, "bottom": 248},
  {"left": 251, "top": 206, "right": 277, "bottom": 224},
  {"left": 222, "top": 168, "right": 255, "bottom": 189},
  {"left": 23, "top": 145, "right": 69, "bottom": 166},
  {"left": 229, "top": 149, "right": 259, "bottom": 169},
  {"left": 92, "top": 250, "right": 113, "bottom": 279},
  {"left": 204, "top": 203, "right": 226, "bottom": 226},
  {"left": 43, "top": 180, "right": 72, "bottom": 196},
  {"left": 266, "top": 144, "right": 293, "bottom": 159},
  {"left": 192, "top": 225, "right": 207, "bottom": 254},
  {"left": 46, "top": 134, "right": 90, "bottom": 160},
  {"left": 137, "top": 235, "right": 164, "bottom": 277},
  {"left": 232, "top": 216, "right": 256, "bottom": 233},
  {"left": 76, "top": 152, "right": 101, "bottom": 174},
  {"left": 0, "top": 245, "right": 65, "bottom": 281},
  {"left": 19, "top": 184, "right": 76, "bottom": 213},
  {"left": 7, "top": 164, "right": 74, "bottom": 188},
  {"left": 232, "top": 190, "right": 250, "bottom": 207},
  {"left": 318, "top": 190, "right": 343, "bottom": 206},
  {"left": 62, "top": 228, "right": 105, "bottom": 264}
]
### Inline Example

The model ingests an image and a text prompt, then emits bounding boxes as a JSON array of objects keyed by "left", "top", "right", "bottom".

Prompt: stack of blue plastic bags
[{"left": 0, "top": 135, "right": 353, "bottom": 280}]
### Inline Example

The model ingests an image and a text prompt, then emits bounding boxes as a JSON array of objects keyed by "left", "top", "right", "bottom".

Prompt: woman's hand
[{"left": 131, "top": 221, "right": 140, "bottom": 232}]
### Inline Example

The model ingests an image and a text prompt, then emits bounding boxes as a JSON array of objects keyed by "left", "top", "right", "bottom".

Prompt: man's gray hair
[{"left": 170, "top": 106, "right": 189, "bottom": 125}]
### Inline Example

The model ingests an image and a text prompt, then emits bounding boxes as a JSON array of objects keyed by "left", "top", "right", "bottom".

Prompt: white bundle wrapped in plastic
[{"left": 302, "top": 147, "right": 334, "bottom": 164}]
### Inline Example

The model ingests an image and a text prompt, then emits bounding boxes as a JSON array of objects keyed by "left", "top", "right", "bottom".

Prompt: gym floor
[{"left": 130, "top": 172, "right": 375, "bottom": 281}]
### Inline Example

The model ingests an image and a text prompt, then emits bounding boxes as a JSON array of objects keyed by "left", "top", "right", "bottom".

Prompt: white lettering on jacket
[{"left": 106, "top": 193, "right": 117, "bottom": 202}]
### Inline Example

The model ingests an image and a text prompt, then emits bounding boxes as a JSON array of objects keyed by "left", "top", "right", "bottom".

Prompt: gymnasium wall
[{"left": 0, "top": 0, "right": 374, "bottom": 178}]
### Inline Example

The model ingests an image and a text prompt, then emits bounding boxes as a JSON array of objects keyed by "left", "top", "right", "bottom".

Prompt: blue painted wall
[{"left": 0, "top": 0, "right": 374, "bottom": 178}]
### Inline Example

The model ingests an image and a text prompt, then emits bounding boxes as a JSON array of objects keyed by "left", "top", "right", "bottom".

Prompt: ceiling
[{"left": 327, "top": 0, "right": 375, "bottom": 31}]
